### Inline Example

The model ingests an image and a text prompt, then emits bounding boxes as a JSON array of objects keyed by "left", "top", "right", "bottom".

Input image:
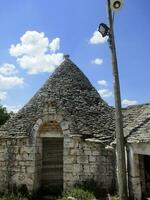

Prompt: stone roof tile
[
  {"left": 122, "top": 103, "right": 150, "bottom": 143},
  {"left": 0, "top": 58, "right": 115, "bottom": 143}
]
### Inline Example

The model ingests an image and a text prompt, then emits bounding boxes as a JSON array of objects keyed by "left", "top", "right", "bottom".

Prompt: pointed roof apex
[
  {"left": 63, "top": 54, "right": 70, "bottom": 60},
  {"left": 0, "top": 57, "right": 115, "bottom": 143}
]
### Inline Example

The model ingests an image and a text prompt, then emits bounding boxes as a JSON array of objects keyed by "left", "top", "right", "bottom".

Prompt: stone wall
[
  {"left": 0, "top": 134, "right": 116, "bottom": 194},
  {"left": 0, "top": 137, "right": 36, "bottom": 192},
  {"left": 127, "top": 143, "right": 150, "bottom": 200},
  {"left": 63, "top": 135, "right": 116, "bottom": 193},
  {"left": 0, "top": 105, "right": 116, "bottom": 194}
]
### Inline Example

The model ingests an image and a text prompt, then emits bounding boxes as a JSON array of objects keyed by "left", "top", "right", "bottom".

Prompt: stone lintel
[{"left": 85, "top": 138, "right": 103, "bottom": 143}]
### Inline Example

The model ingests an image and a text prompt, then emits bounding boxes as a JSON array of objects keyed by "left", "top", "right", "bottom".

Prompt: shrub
[
  {"left": 57, "top": 188, "right": 96, "bottom": 200},
  {"left": 75, "top": 179, "right": 105, "bottom": 198}
]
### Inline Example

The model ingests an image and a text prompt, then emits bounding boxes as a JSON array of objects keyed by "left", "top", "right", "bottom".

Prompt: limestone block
[
  {"left": 98, "top": 165, "right": 106, "bottom": 174},
  {"left": 64, "top": 156, "right": 77, "bottom": 164},
  {"left": 89, "top": 164, "right": 97, "bottom": 173},
  {"left": 74, "top": 141, "right": 79, "bottom": 149},
  {"left": 89, "top": 156, "right": 96, "bottom": 162},
  {"left": 56, "top": 114, "right": 63, "bottom": 123},
  {"left": 81, "top": 143, "right": 89, "bottom": 149},
  {"left": 6, "top": 140, "right": 12, "bottom": 145},
  {"left": 77, "top": 155, "right": 89, "bottom": 164},
  {"left": 16, "top": 154, "right": 22, "bottom": 161},
  {"left": 13, "top": 167, "right": 20, "bottom": 172},
  {"left": 42, "top": 115, "right": 49, "bottom": 123},
  {"left": 83, "top": 165, "right": 90, "bottom": 173},
  {"left": 63, "top": 148, "right": 70, "bottom": 156},
  {"left": 14, "top": 147, "right": 20, "bottom": 154},
  {"left": 48, "top": 107, "right": 56, "bottom": 114},
  {"left": 64, "top": 173, "right": 74, "bottom": 181},
  {"left": 64, "top": 181, "right": 76, "bottom": 189},
  {"left": 64, "top": 164, "right": 73, "bottom": 172},
  {"left": 63, "top": 129, "right": 70, "bottom": 136},
  {"left": 21, "top": 152, "right": 28, "bottom": 160},
  {"left": 84, "top": 150, "right": 91, "bottom": 156},
  {"left": 60, "top": 121, "right": 69, "bottom": 130},
  {"left": 73, "top": 164, "right": 82, "bottom": 173},
  {"left": 70, "top": 149, "right": 80, "bottom": 156},
  {"left": 64, "top": 141, "right": 75, "bottom": 148},
  {"left": 12, "top": 173, "right": 26, "bottom": 183},
  {"left": 24, "top": 160, "right": 34, "bottom": 166},
  {"left": 100, "top": 156, "right": 106, "bottom": 163},
  {"left": 20, "top": 139, "right": 27, "bottom": 146},
  {"left": 28, "top": 153, "right": 35, "bottom": 161},
  {"left": 0, "top": 148, "right": 4, "bottom": 153},
  {"left": 0, "top": 153, "right": 5, "bottom": 161},
  {"left": 26, "top": 177, "right": 33, "bottom": 186},
  {"left": 33, "top": 124, "right": 40, "bottom": 131},
  {"left": 36, "top": 119, "right": 43, "bottom": 126},
  {"left": 64, "top": 137, "right": 72, "bottom": 143},
  {"left": 19, "top": 161, "right": 26, "bottom": 166},
  {"left": 20, "top": 147, "right": 36, "bottom": 154},
  {"left": 20, "top": 166, "right": 27, "bottom": 173},
  {"left": 13, "top": 161, "right": 19, "bottom": 166},
  {"left": 92, "top": 151, "right": 100, "bottom": 156},
  {"left": 27, "top": 172, "right": 34, "bottom": 181}
]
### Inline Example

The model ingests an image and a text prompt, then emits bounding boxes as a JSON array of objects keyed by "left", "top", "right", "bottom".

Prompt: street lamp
[
  {"left": 111, "top": 0, "right": 124, "bottom": 11},
  {"left": 98, "top": 23, "right": 110, "bottom": 37},
  {"left": 98, "top": 0, "right": 128, "bottom": 200}
]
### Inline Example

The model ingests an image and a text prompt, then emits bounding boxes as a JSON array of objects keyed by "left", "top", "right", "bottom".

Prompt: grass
[
  {"left": 57, "top": 188, "right": 96, "bottom": 200},
  {"left": 0, "top": 194, "right": 28, "bottom": 200},
  {"left": 0, "top": 189, "right": 119, "bottom": 200}
]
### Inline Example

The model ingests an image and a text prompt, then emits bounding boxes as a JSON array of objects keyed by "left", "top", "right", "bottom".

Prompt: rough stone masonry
[{"left": 0, "top": 57, "right": 116, "bottom": 194}]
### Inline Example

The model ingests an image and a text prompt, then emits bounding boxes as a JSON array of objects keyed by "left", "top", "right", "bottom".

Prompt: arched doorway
[{"left": 39, "top": 120, "right": 64, "bottom": 195}]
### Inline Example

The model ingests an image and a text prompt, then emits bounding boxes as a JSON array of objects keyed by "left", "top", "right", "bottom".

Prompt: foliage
[
  {"left": 57, "top": 188, "right": 96, "bottom": 200},
  {"left": 0, "top": 193, "right": 28, "bottom": 200},
  {"left": 75, "top": 179, "right": 107, "bottom": 198},
  {"left": 0, "top": 105, "right": 13, "bottom": 126},
  {"left": 107, "top": 194, "right": 119, "bottom": 200}
]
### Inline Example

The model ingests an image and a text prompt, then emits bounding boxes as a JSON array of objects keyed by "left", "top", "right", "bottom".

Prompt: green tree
[{"left": 0, "top": 105, "right": 12, "bottom": 126}]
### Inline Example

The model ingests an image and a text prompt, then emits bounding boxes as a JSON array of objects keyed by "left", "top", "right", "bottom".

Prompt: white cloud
[
  {"left": 0, "top": 63, "right": 24, "bottom": 102},
  {"left": 90, "top": 31, "right": 108, "bottom": 44},
  {"left": 10, "top": 31, "right": 49, "bottom": 57},
  {"left": 17, "top": 53, "right": 63, "bottom": 74},
  {"left": 97, "top": 80, "right": 107, "bottom": 86},
  {"left": 4, "top": 105, "right": 22, "bottom": 113},
  {"left": 122, "top": 99, "right": 138, "bottom": 107},
  {"left": 91, "top": 58, "right": 103, "bottom": 65},
  {"left": 0, "top": 91, "right": 7, "bottom": 100},
  {"left": 49, "top": 38, "right": 60, "bottom": 53},
  {"left": 0, "top": 63, "right": 18, "bottom": 76},
  {"left": 0, "top": 75, "right": 24, "bottom": 90},
  {"left": 9, "top": 31, "right": 64, "bottom": 74},
  {"left": 98, "top": 89, "right": 113, "bottom": 98}
]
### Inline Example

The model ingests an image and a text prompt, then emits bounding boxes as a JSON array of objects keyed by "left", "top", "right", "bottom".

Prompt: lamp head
[
  {"left": 110, "top": 0, "right": 124, "bottom": 11},
  {"left": 98, "top": 23, "right": 110, "bottom": 37}
]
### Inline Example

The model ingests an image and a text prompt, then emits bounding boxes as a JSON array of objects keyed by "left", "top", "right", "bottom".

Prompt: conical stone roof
[{"left": 0, "top": 58, "right": 115, "bottom": 143}]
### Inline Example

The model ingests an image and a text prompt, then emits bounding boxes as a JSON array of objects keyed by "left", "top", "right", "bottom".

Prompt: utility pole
[
  {"left": 98, "top": 0, "right": 128, "bottom": 199},
  {"left": 107, "top": 0, "right": 128, "bottom": 199}
]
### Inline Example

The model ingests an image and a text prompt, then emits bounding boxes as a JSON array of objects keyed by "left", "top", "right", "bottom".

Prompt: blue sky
[{"left": 0, "top": 0, "right": 149, "bottom": 112}]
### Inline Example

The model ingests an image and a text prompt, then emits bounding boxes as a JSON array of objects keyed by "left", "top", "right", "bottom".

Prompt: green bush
[
  {"left": 75, "top": 179, "right": 106, "bottom": 198},
  {"left": 57, "top": 188, "right": 96, "bottom": 200}
]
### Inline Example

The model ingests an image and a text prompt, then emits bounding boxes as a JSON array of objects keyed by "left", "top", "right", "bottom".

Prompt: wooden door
[{"left": 42, "top": 138, "right": 63, "bottom": 194}]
